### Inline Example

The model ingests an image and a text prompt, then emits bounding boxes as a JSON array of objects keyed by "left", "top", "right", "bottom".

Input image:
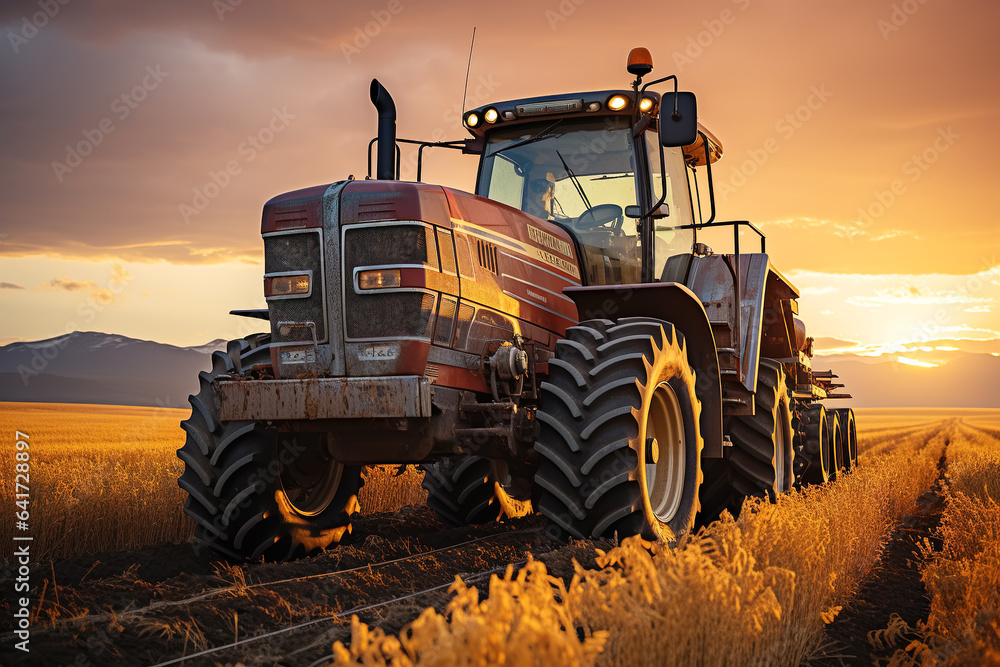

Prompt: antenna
[{"left": 461, "top": 27, "right": 477, "bottom": 114}]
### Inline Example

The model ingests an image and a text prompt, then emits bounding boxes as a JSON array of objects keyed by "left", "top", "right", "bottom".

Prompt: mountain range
[
  {"left": 0, "top": 332, "right": 225, "bottom": 408},
  {"left": 0, "top": 331, "right": 997, "bottom": 409}
]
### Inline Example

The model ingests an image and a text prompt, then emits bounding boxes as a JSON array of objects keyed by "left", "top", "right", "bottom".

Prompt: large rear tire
[
  {"left": 533, "top": 317, "right": 703, "bottom": 544},
  {"left": 699, "top": 358, "right": 795, "bottom": 523},
  {"left": 177, "top": 336, "right": 363, "bottom": 562},
  {"left": 421, "top": 455, "right": 531, "bottom": 526}
]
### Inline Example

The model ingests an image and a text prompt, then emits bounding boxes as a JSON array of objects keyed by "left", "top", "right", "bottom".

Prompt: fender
[{"left": 564, "top": 283, "right": 724, "bottom": 459}]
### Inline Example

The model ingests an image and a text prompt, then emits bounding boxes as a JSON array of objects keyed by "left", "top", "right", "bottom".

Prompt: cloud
[
  {"left": 34, "top": 263, "right": 132, "bottom": 304},
  {"left": 914, "top": 324, "right": 1000, "bottom": 337},
  {"left": 763, "top": 218, "right": 916, "bottom": 242},
  {"left": 0, "top": 281, "right": 24, "bottom": 289},
  {"left": 800, "top": 286, "right": 838, "bottom": 296},
  {"left": 813, "top": 336, "right": 859, "bottom": 351},
  {"left": 964, "top": 305, "right": 991, "bottom": 313},
  {"left": 845, "top": 284, "right": 995, "bottom": 308},
  {"left": 898, "top": 356, "right": 938, "bottom": 368},
  {"left": 1, "top": 240, "right": 262, "bottom": 265}
]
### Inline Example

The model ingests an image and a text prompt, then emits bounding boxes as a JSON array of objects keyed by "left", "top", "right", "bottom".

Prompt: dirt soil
[
  {"left": 809, "top": 453, "right": 948, "bottom": 666},
  {"left": 0, "top": 507, "right": 612, "bottom": 667}
]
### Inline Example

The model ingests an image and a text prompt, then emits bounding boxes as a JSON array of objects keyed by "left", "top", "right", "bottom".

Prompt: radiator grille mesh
[
  {"left": 264, "top": 231, "right": 325, "bottom": 342},
  {"left": 343, "top": 291, "right": 435, "bottom": 339},
  {"left": 344, "top": 225, "right": 434, "bottom": 268},
  {"left": 344, "top": 224, "right": 443, "bottom": 339}
]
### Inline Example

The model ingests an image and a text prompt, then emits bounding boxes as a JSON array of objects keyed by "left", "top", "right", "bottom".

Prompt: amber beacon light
[{"left": 627, "top": 47, "right": 654, "bottom": 77}]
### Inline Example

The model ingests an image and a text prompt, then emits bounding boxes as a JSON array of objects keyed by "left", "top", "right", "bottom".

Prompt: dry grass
[
  {"left": 886, "top": 422, "right": 1000, "bottom": 666},
  {"left": 0, "top": 402, "right": 193, "bottom": 559},
  {"left": 331, "top": 419, "right": 946, "bottom": 666},
  {"left": 360, "top": 465, "right": 428, "bottom": 514},
  {"left": 0, "top": 402, "right": 427, "bottom": 560},
  {"left": 331, "top": 561, "right": 607, "bottom": 666}
]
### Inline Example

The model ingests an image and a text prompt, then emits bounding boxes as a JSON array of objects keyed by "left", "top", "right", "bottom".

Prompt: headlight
[
  {"left": 357, "top": 269, "right": 401, "bottom": 290},
  {"left": 639, "top": 97, "right": 654, "bottom": 112},
  {"left": 484, "top": 108, "right": 499, "bottom": 123},
  {"left": 607, "top": 95, "right": 629, "bottom": 111},
  {"left": 264, "top": 273, "right": 310, "bottom": 297},
  {"left": 465, "top": 112, "right": 480, "bottom": 128}
]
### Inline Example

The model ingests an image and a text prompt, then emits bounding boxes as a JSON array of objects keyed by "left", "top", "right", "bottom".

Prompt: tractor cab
[{"left": 464, "top": 77, "right": 722, "bottom": 286}]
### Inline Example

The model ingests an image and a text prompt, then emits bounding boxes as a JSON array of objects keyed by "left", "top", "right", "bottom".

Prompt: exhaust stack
[{"left": 370, "top": 79, "right": 396, "bottom": 180}]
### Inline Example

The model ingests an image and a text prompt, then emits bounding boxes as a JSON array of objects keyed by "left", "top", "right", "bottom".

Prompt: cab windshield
[{"left": 478, "top": 116, "right": 642, "bottom": 284}]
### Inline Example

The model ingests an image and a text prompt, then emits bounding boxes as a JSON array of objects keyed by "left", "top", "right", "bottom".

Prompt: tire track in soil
[
  {"left": 1, "top": 508, "right": 612, "bottom": 667},
  {"left": 809, "top": 432, "right": 949, "bottom": 666}
]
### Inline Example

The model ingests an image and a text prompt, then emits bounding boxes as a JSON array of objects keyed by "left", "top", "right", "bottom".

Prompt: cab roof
[{"left": 464, "top": 89, "right": 723, "bottom": 165}]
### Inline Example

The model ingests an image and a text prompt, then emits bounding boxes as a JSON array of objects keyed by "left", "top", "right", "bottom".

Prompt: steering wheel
[{"left": 574, "top": 203, "right": 624, "bottom": 230}]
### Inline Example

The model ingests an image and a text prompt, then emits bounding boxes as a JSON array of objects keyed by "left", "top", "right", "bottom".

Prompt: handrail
[
  {"left": 655, "top": 219, "right": 766, "bottom": 383},
  {"left": 366, "top": 138, "right": 468, "bottom": 181}
]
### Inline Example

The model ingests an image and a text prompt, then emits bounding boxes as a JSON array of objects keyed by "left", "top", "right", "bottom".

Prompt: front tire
[
  {"left": 533, "top": 317, "right": 703, "bottom": 544},
  {"left": 177, "top": 337, "right": 363, "bottom": 562}
]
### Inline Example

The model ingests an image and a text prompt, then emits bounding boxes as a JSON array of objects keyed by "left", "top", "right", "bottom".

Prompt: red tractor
[{"left": 177, "top": 48, "right": 856, "bottom": 562}]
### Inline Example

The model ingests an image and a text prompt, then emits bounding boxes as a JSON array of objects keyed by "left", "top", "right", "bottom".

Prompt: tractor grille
[
  {"left": 343, "top": 224, "right": 438, "bottom": 269},
  {"left": 343, "top": 224, "right": 438, "bottom": 340},
  {"left": 344, "top": 291, "right": 436, "bottom": 339},
  {"left": 264, "top": 230, "right": 326, "bottom": 342}
]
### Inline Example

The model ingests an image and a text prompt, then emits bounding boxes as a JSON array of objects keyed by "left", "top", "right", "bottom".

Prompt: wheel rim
[
  {"left": 279, "top": 437, "right": 343, "bottom": 516},
  {"left": 774, "top": 404, "right": 787, "bottom": 491},
  {"left": 645, "top": 382, "right": 686, "bottom": 522}
]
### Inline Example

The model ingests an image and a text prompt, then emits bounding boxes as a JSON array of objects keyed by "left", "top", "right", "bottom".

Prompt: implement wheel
[
  {"left": 533, "top": 317, "right": 703, "bottom": 544},
  {"left": 827, "top": 411, "right": 843, "bottom": 480},
  {"left": 177, "top": 336, "right": 363, "bottom": 562},
  {"left": 834, "top": 408, "right": 858, "bottom": 472},
  {"left": 699, "top": 358, "right": 795, "bottom": 523},
  {"left": 799, "top": 404, "right": 831, "bottom": 484}
]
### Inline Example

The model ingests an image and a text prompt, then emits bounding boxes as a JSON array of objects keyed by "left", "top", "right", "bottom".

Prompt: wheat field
[
  {"left": 4, "top": 401, "right": 998, "bottom": 666},
  {"left": 881, "top": 420, "right": 1000, "bottom": 665},
  {"left": 0, "top": 402, "right": 427, "bottom": 560},
  {"left": 329, "top": 418, "right": 958, "bottom": 666}
]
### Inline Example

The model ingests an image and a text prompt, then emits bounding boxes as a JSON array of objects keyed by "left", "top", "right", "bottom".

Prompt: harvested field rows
[
  {"left": 874, "top": 420, "right": 1000, "bottom": 665},
  {"left": 2, "top": 408, "right": 997, "bottom": 666}
]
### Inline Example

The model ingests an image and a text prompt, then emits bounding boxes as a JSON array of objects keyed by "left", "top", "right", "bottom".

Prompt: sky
[{"left": 1, "top": 0, "right": 998, "bottom": 367}]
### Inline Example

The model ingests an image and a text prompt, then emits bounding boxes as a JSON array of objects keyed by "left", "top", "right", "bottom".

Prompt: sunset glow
[{"left": 1, "top": 0, "right": 997, "bottom": 367}]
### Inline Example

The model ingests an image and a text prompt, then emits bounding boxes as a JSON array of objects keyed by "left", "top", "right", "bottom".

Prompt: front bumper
[{"left": 215, "top": 375, "right": 432, "bottom": 421}]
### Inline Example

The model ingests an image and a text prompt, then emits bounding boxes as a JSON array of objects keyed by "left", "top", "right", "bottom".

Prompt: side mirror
[{"left": 659, "top": 92, "right": 697, "bottom": 147}]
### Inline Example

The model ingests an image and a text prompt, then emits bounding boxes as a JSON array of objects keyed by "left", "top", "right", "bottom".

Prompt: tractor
[{"left": 177, "top": 48, "right": 856, "bottom": 562}]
